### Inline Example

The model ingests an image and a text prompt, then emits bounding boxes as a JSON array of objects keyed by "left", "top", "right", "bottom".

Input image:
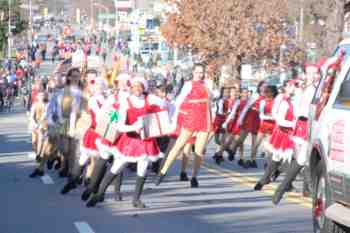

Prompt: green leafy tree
[{"left": 0, "top": 0, "right": 28, "bottom": 56}]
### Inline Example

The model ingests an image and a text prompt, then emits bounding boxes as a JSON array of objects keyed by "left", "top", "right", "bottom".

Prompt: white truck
[{"left": 307, "top": 50, "right": 350, "bottom": 233}]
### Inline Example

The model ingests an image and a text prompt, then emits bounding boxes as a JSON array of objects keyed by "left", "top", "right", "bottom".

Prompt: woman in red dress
[
  {"left": 86, "top": 76, "right": 166, "bottom": 208},
  {"left": 254, "top": 80, "right": 297, "bottom": 197},
  {"left": 250, "top": 85, "right": 278, "bottom": 164},
  {"left": 213, "top": 87, "right": 243, "bottom": 164},
  {"left": 155, "top": 63, "right": 212, "bottom": 188}
]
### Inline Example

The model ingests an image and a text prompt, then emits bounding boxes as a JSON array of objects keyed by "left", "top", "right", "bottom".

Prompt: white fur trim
[
  {"left": 95, "top": 139, "right": 113, "bottom": 160},
  {"left": 110, "top": 146, "right": 163, "bottom": 163},
  {"left": 271, "top": 148, "right": 294, "bottom": 163},
  {"left": 80, "top": 146, "right": 99, "bottom": 157}
]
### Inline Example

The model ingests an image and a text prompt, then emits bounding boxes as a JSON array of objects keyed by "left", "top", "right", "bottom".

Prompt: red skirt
[
  {"left": 293, "top": 119, "right": 308, "bottom": 141},
  {"left": 111, "top": 133, "right": 161, "bottom": 162},
  {"left": 182, "top": 104, "right": 211, "bottom": 132},
  {"left": 212, "top": 114, "right": 226, "bottom": 133},
  {"left": 227, "top": 119, "right": 240, "bottom": 136},
  {"left": 241, "top": 110, "right": 260, "bottom": 134},
  {"left": 258, "top": 120, "right": 276, "bottom": 135},
  {"left": 269, "top": 126, "right": 294, "bottom": 153},
  {"left": 82, "top": 129, "right": 100, "bottom": 151}
]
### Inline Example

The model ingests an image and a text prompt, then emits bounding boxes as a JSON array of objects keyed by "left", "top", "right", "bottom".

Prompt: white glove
[{"left": 222, "top": 122, "right": 228, "bottom": 129}]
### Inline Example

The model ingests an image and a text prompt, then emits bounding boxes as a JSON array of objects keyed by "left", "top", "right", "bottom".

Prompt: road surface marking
[
  {"left": 41, "top": 174, "right": 54, "bottom": 184},
  {"left": 28, "top": 152, "right": 36, "bottom": 159},
  {"left": 74, "top": 222, "right": 95, "bottom": 233},
  {"left": 203, "top": 162, "right": 312, "bottom": 209}
]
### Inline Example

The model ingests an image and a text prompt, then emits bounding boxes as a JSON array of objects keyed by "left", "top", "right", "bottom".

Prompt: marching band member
[
  {"left": 86, "top": 75, "right": 166, "bottom": 208},
  {"left": 254, "top": 80, "right": 297, "bottom": 204},
  {"left": 155, "top": 63, "right": 212, "bottom": 188}
]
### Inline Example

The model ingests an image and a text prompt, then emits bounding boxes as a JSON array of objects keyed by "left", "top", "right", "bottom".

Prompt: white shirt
[{"left": 294, "top": 85, "right": 316, "bottom": 118}]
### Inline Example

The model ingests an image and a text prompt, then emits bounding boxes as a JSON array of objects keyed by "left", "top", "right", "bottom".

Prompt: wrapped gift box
[
  {"left": 95, "top": 109, "right": 120, "bottom": 143},
  {"left": 140, "top": 111, "right": 173, "bottom": 139}
]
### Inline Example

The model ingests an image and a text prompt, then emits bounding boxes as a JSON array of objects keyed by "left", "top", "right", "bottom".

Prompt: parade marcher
[
  {"left": 250, "top": 85, "right": 278, "bottom": 164},
  {"left": 29, "top": 91, "right": 51, "bottom": 177},
  {"left": 86, "top": 75, "right": 166, "bottom": 208},
  {"left": 227, "top": 81, "right": 267, "bottom": 168},
  {"left": 61, "top": 75, "right": 107, "bottom": 195},
  {"left": 155, "top": 63, "right": 212, "bottom": 188},
  {"left": 56, "top": 68, "right": 82, "bottom": 177},
  {"left": 254, "top": 80, "right": 297, "bottom": 199},
  {"left": 213, "top": 87, "right": 241, "bottom": 164}
]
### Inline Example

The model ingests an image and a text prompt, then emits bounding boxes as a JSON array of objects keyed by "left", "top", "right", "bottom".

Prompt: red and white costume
[
  {"left": 212, "top": 97, "right": 229, "bottom": 133},
  {"left": 224, "top": 98, "right": 242, "bottom": 136},
  {"left": 258, "top": 98, "right": 276, "bottom": 135},
  {"left": 173, "top": 80, "right": 213, "bottom": 133},
  {"left": 237, "top": 96, "right": 263, "bottom": 134},
  {"left": 110, "top": 94, "right": 166, "bottom": 163},
  {"left": 79, "top": 94, "right": 105, "bottom": 164},
  {"left": 95, "top": 90, "right": 130, "bottom": 160},
  {"left": 269, "top": 96, "right": 295, "bottom": 162}
]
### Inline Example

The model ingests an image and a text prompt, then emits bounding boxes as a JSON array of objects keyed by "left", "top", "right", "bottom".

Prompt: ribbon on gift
[{"left": 103, "top": 110, "right": 119, "bottom": 139}]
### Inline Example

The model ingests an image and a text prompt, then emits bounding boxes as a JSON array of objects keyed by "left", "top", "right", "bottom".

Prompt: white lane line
[
  {"left": 28, "top": 152, "right": 36, "bottom": 159},
  {"left": 74, "top": 222, "right": 96, "bottom": 233},
  {"left": 41, "top": 174, "right": 54, "bottom": 184}
]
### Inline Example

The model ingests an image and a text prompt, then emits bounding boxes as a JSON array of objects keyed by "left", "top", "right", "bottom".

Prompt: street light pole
[{"left": 7, "top": 0, "right": 11, "bottom": 60}]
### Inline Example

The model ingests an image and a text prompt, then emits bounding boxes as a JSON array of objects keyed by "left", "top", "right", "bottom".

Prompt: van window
[{"left": 334, "top": 70, "right": 350, "bottom": 109}]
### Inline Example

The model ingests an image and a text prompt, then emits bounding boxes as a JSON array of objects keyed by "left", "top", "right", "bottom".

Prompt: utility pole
[{"left": 7, "top": 0, "right": 11, "bottom": 60}]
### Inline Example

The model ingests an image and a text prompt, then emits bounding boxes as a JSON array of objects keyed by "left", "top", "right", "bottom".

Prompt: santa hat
[{"left": 130, "top": 75, "right": 148, "bottom": 91}]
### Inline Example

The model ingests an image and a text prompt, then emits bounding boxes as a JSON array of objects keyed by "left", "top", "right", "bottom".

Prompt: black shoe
[
  {"left": 254, "top": 182, "right": 263, "bottom": 191},
  {"left": 29, "top": 169, "right": 44, "bottom": 178},
  {"left": 86, "top": 194, "right": 103, "bottom": 208},
  {"left": 154, "top": 174, "right": 165, "bottom": 186},
  {"left": 260, "top": 152, "right": 266, "bottom": 158},
  {"left": 190, "top": 177, "right": 199, "bottom": 188},
  {"left": 238, "top": 159, "right": 244, "bottom": 167},
  {"left": 132, "top": 199, "right": 146, "bottom": 208},
  {"left": 227, "top": 150, "right": 235, "bottom": 161},
  {"left": 213, "top": 153, "right": 224, "bottom": 165},
  {"left": 47, "top": 159, "right": 55, "bottom": 170},
  {"left": 128, "top": 163, "right": 137, "bottom": 172},
  {"left": 81, "top": 189, "right": 93, "bottom": 201},
  {"left": 250, "top": 160, "right": 258, "bottom": 168},
  {"left": 61, "top": 182, "right": 76, "bottom": 195},
  {"left": 180, "top": 172, "right": 189, "bottom": 181}
]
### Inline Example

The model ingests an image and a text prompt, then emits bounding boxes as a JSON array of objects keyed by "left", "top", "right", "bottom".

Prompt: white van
[{"left": 307, "top": 54, "right": 350, "bottom": 233}]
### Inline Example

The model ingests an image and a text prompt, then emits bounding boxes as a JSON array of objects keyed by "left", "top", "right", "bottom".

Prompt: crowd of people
[{"left": 26, "top": 51, "right": 339, "bottom": 210}]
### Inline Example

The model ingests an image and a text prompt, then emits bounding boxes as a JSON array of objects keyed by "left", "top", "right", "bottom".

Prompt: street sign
[{"left": 241, "top": 64, "right": 253, "bottom": 80}]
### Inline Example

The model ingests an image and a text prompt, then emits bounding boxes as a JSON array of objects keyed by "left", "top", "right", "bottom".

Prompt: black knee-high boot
[
  {"left": 272, "top": 160, "right": 303, "bottom": 205},
  {"left": 61, "top": 162, "right": 84, "bottom": 195},
  {"left": 114, "top": 172, "right": 123, "bottom": 201},
  {"left": 254, "top": 160, "right": 280, "bottom": 190},
  {"left": 132, "top": 176, "right": 147, "bottom": 208},
  {"left": 81, "top": 158, "right": 107, "bottom": 201},
  {"left": 86, "top": 170, "right": 117, "bottom": 207}
]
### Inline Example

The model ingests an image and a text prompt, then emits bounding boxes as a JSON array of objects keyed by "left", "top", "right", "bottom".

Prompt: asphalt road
[{"left": 0, "top": 63, "right": 313, "bottom": 233}]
